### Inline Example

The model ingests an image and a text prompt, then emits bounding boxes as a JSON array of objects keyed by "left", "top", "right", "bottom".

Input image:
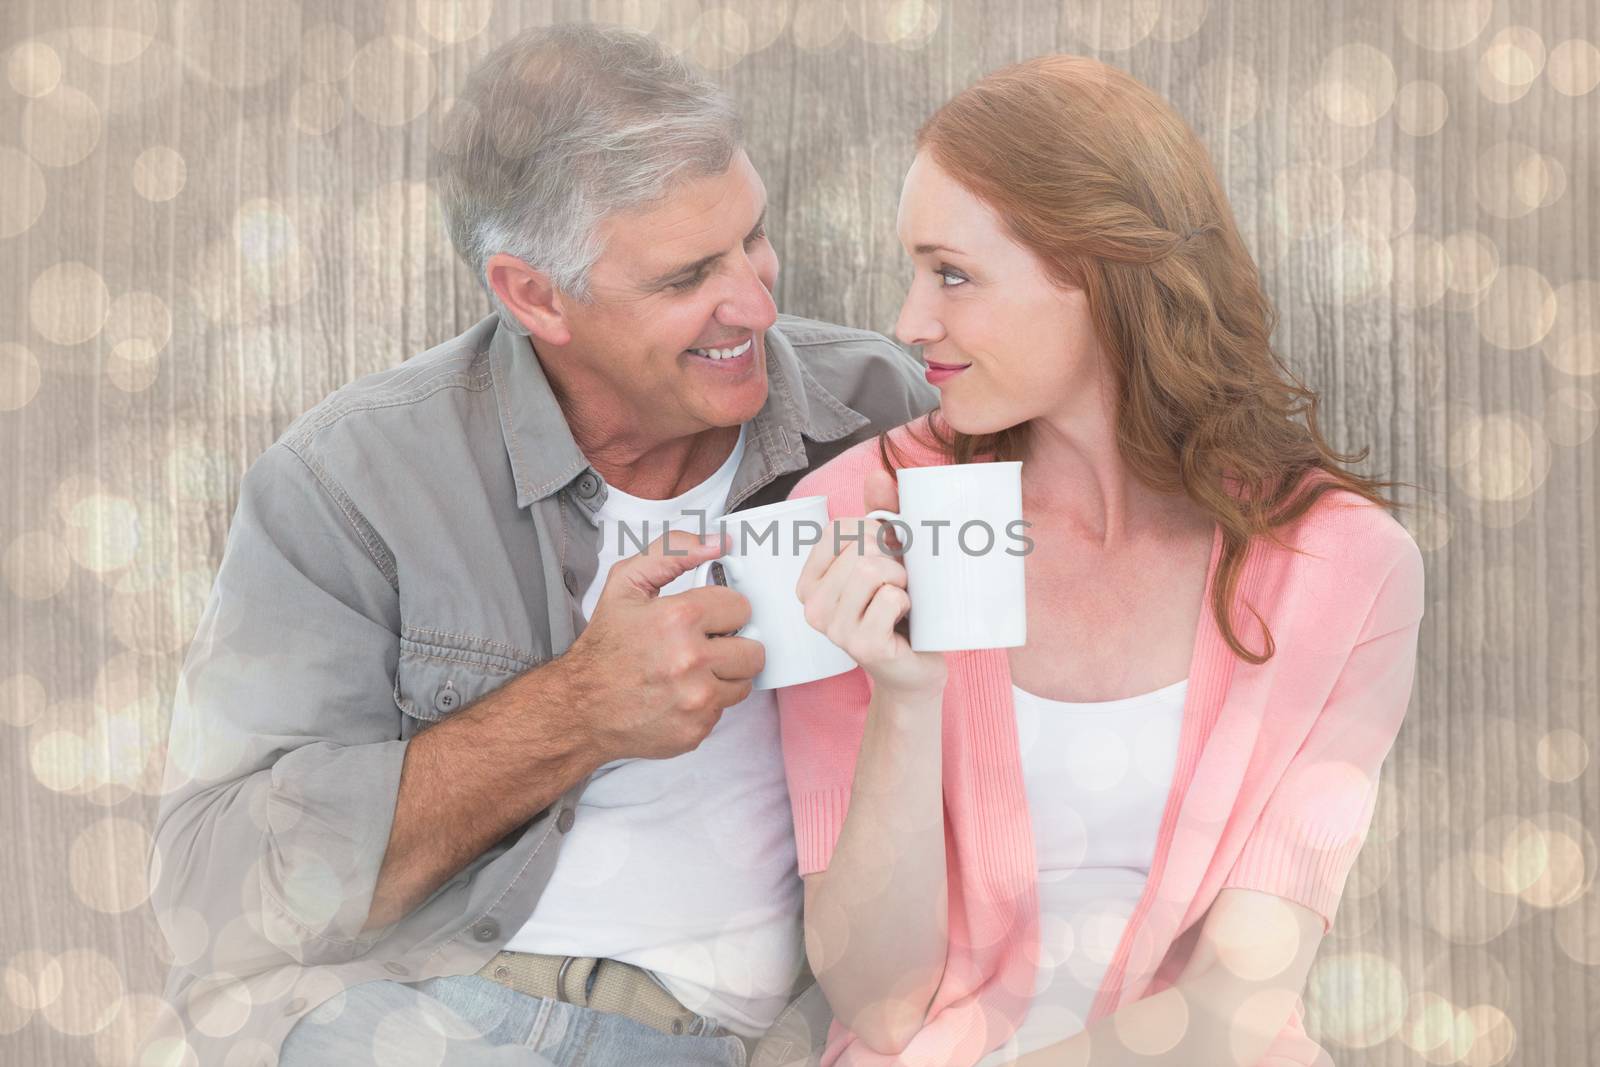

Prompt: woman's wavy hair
[{"left": 882, "top": 55, "right": 1407, "bottom": 664}]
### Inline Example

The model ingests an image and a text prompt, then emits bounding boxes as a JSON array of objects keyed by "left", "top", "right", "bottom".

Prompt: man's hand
[{"left": 562, "top": 528, "right": 767, "bottom": 761}]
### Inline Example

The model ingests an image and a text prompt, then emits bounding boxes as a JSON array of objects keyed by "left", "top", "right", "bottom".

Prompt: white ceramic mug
[
  {"left": 692, "top": 495, "right": 858, "bottom": 690},
  {"left": 865, "top": 461, "right": 1028, "bottom": 652}
]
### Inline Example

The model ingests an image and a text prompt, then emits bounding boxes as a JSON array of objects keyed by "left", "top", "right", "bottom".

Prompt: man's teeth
[{"left": 689, "top": 339, "right": 752, "bottom": 360}]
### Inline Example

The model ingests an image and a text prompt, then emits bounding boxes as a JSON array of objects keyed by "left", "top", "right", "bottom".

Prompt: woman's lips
[{"left": 924, "top": 359, "right": 971, "bottom": 385}]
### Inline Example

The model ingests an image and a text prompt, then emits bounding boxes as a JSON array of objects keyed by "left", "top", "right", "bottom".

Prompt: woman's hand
[{"left": 796, "top": 467, "right": 947, "bottom": 698}]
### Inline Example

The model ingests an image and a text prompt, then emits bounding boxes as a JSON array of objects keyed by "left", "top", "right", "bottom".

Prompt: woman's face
[{"left": 894, "top": 150, "right": 1106, "bottom": 437}]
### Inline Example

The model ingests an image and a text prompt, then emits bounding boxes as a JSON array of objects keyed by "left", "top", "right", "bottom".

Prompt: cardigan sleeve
[
  {"left": 1221, "top": 526, "right": 1425, "bottom": 932},
  {"left": 774, "top": 440, "right": 885, "bottom": 877}
]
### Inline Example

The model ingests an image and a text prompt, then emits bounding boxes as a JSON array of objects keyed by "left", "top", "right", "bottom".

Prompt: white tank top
[{"left": 975, "top": 678, "right": 1187, "bottom": 1065}]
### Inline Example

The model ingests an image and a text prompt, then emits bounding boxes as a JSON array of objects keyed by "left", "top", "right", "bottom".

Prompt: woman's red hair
[{"left": 882, "top": 55, "right": 1406, "bottom": 663}]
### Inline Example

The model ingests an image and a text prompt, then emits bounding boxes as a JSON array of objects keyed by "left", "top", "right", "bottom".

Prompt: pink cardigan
[{"left": 777, "top": 420, "right": 1425, "bottom": 1066}]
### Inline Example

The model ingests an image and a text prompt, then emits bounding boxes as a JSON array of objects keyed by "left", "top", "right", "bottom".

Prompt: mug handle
[
  {"left": 863, "top": 509, "right": 909, "bottom": 555},
  {"left": 861, "top": 510, "right": 914, "bottom": 641},
  {"left": 691, "top": 558, "right": 756, "bottom": 641}
]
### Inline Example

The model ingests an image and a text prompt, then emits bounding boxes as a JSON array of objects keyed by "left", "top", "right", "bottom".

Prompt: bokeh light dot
[
  {"left": 133, "top": 146, "right": 187, "bottom": 202},
  {"left": 67, "top": 0, "right": 160, "bottom": 65},
  {"left": 792, "top": 0, "right": 846, "bottom": 49},
  {"left": 1400, "top": 0, "right": 1493, "bottom": 51},
  {"left": 1442, "top": 231, "right": 1499, "bottom": 296},
  {"left": 1474, "top": 265, "right": 1557, "bottom": 350},
  {"left": 65, "top": 493, "right": 142, "bottom": 573},
  {"left": 108, "top": 340, "right": 163, "bottom": 392},
  {"left": 350, "top": 36, "right": 437, "bottom": 127},
  {"left": 39, "top": 948, "right": 124, "bottom": 1036},
  {"left": 292, "top": 83, "right": 348, "bottom": 136},
  {"left": 21, "top": 85, "right": 103, "bottom": 168},
  {"left": 1546, "top": 386, "right": 1598, "bottom": 447},
  {"left": 1305, "top": 952, "right": 1407, "bottom": 1047},
  {"left": 1152, "top": 0, "right": 1209, "bottom": 43},
  {"left": 1537, "top": 728, "right": 1590, "bottom": 781},
  {"left": 1317, "top": 43, "right": 1398, "bottom": 126},
  {"left": 1061, "top": 0, "right": 1160, "bottom": 51},
  {"left": 300, "top": 22, "right": 356, "bottom": 82},
  {"left": 1483, "top": 26, "right": 1546, "bottom": 87},
  {"left": 0, "top": 342, "right": 44, "bottom": 411},
  {"left": 1460, "top": 1004, "right": 1517, "bottom": 1066},
  {"left": 31, "top": 261, "right": 110, "bottom": 345},
  {"left": 416, "top": 0, "right": 495, "bottom": 45},
  {"left": 6, "top": 40, "right": 61, "bottom": 97},
  {"left": 1547, "top": 38, "right": 1600, "bottom": 96},
  {"left": 1546, "top": 280, "right": 1600, "bottom": 376},
  {"left": 172, "top": 0, "right": 300, "bottom": 88},
  {"left": 1347, "top": 169, "right": 1416, "bottom": 238},
  {"left": 70, "top": 817, "right": 154, "bottom": 913},
  {"left": 1390, "top": 234, "right": 1453, "bottom": 309},
  {"left": 1395, "top": 79, "right": 1449, "bottom": 135},
  {"left": 1, "top": 673, "right": 48, "bottom": 729},
  {"left": 5, "top": 531, "right": 75, "bottom": 600}
]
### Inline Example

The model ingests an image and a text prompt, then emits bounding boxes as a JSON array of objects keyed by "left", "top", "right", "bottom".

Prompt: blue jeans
[{"left": 279, "top": 974, "right": 748, "bottom": 1066}]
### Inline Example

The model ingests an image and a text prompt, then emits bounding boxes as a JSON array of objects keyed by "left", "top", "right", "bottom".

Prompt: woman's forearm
[
  {"left": 806, "top": 683, "right": 949, "bottom": 1055},
  {"left": 1008, "top": 965, "right": 1296, "bottom": 1067}
]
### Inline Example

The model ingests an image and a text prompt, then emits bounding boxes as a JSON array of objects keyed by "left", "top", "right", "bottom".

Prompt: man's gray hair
[{"left": 431, "top": 23, "right": 743, "bottom": 333}]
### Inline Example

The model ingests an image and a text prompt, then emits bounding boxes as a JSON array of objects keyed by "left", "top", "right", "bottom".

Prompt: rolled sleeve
[
  {"left": 1222, "top": 534, "right": 1425, "bottom": 932},
  {"left": 149, "top": 441, "right": 407, "bottom": 972}
]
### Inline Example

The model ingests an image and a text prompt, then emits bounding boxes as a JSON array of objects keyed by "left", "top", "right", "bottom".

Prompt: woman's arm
[
  {"left": 792, "top": 466, "right": 953, "bottom": 1055},
  {"left": 1008, "top": 889, "right": 1325, "bottom": 1067},
  {"left": 804, "top": 682, "right": 949, "bottom": 1055}
]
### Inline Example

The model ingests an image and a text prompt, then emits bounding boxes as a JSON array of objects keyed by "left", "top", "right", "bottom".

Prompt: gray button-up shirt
[{"left": 143, "top": 312, "right": 936, "bottom": 1063}]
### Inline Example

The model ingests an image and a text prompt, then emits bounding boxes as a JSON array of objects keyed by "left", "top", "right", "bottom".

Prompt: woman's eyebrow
[{"left": 913, "top": 242, "right": 966, "bottom": 255}]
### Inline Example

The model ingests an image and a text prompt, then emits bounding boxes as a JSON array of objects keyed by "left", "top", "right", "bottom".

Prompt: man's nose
[{"left": 715, "top": 256, "right": 779, "bottom": 333}]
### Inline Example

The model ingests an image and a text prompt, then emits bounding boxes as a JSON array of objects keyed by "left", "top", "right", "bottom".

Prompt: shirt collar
[{"left": 488, "top": 317, "right": 870, "bottom": 510}]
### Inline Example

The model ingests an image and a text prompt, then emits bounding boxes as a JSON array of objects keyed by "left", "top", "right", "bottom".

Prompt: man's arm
[{"left": 361, "top": 662, "right": 599, "bottom": 930}]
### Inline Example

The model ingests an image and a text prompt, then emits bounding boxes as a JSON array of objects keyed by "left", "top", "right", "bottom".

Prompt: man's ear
[{"left": 486, "top": 253, "right": 573, "bottom": 346}]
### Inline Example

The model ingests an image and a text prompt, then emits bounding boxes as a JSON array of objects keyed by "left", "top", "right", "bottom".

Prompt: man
[{"left": 143, "top": 22, "right": 934, "bottom": 1067}]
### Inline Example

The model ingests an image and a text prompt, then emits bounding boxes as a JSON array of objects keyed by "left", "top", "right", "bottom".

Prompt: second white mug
[{"left": 865, "top": 460, "right": 1028, "bottom": 652}]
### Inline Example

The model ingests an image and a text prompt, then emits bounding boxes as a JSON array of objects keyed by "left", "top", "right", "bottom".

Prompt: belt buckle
[{"left": 554, "top": 955, "right": 578, "bottom": 1004}]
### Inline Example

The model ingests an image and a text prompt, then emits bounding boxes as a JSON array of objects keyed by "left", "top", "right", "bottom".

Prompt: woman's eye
[{"left": 938, "top": 268, "right": 967, "bottom": 287}]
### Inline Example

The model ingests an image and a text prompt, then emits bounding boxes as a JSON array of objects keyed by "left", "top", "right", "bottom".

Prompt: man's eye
[
  {"left": 745, "top": 226, "right": 768, "bottom": 245},
  {"left": 669, "top": 273, "right": 707, "bottom": 291}
]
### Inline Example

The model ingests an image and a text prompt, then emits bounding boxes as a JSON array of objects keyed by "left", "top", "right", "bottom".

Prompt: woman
[{"left": 777, "top": 55, "right": 1424, "bottom": 1067}]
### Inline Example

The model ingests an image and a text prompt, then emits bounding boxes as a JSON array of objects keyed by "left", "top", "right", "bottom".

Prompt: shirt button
[
  {"left": 471, "top": 919, "right": 500, "bottom": 943},
  {"left": 556, "top": 807, "right": 576, "bottom": 833},
  {"left": 384, "top": 962, "right": 409, "bottom": 976},
  {"left": 434, "top": 681, "right": 459, "bottom": 714},
  {"left": 575, "top": 472, "right": 600, "bottom": 499},
  {"left": 284, "top": 997, "right": 307, "bottom": 1015}
]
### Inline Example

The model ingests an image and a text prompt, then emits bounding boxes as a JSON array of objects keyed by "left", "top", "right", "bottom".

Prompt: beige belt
[{"left": 475, "top": 951, "right": 737, "bottom": 1041}]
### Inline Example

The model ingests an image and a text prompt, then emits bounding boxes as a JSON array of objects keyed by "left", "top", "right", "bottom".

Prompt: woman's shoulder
[
  {"left": 1263, "top": 477, "right": 1426, "bottom": 640},
  {"left": 790, "top": 414, "right": 947, "bottom": 506}
]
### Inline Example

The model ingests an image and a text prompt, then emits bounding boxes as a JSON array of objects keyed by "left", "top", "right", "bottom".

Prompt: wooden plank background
[{"left": 1, "top": 1, "right": 1596, "bottom": 1062}]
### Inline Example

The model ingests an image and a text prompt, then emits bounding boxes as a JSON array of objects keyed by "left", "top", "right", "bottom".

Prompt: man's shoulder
[
  {"left": 772, "top": 313, "right": 936, "bottom": 434},
  {"left": 275, "top": 317, "right": 500, "bottom": 462}
]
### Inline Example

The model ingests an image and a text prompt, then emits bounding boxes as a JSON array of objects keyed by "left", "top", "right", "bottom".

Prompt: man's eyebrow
[
  {"left": 645, "top": 205, "right": 769, "bottom": 288},
  {"left": 913, "top": 242, "right": 965, "bottom": 256}
]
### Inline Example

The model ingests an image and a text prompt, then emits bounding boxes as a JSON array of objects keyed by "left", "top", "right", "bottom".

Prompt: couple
[{"left": 146, "top": 21, "right": 1423, "bottom": 1067}]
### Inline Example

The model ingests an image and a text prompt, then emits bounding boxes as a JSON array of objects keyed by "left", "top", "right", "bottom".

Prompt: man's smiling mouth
[{"left": 687, "top": 338, "right": 753, "bottom": 361}]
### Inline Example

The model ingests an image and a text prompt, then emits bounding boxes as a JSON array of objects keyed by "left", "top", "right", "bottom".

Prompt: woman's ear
[{"left": 486, "top": 253, "right": 572, "bottom": 346}]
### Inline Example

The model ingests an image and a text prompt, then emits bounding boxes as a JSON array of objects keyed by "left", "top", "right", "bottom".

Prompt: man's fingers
[
  {"left": 672, "top": 584, "right": 752, "bottom": 636},
  {"left": 610, "top": 529, "right": 726, "bottom": 599},
  {"left": 707, "top": 635, "right": 765, "bottom": 682}
]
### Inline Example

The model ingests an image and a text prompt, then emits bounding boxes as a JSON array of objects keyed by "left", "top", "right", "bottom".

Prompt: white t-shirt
[
  {"left": 503, "top": 426, "right": 804, "bottom": 1037},
  {"left": 975, "top": 678, "right": 1187, "bottom": 1065}
]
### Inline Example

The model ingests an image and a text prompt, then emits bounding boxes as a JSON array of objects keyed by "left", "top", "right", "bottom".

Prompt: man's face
[{"left": 553, "top": 150, "right": 779, "bottom": 439}]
